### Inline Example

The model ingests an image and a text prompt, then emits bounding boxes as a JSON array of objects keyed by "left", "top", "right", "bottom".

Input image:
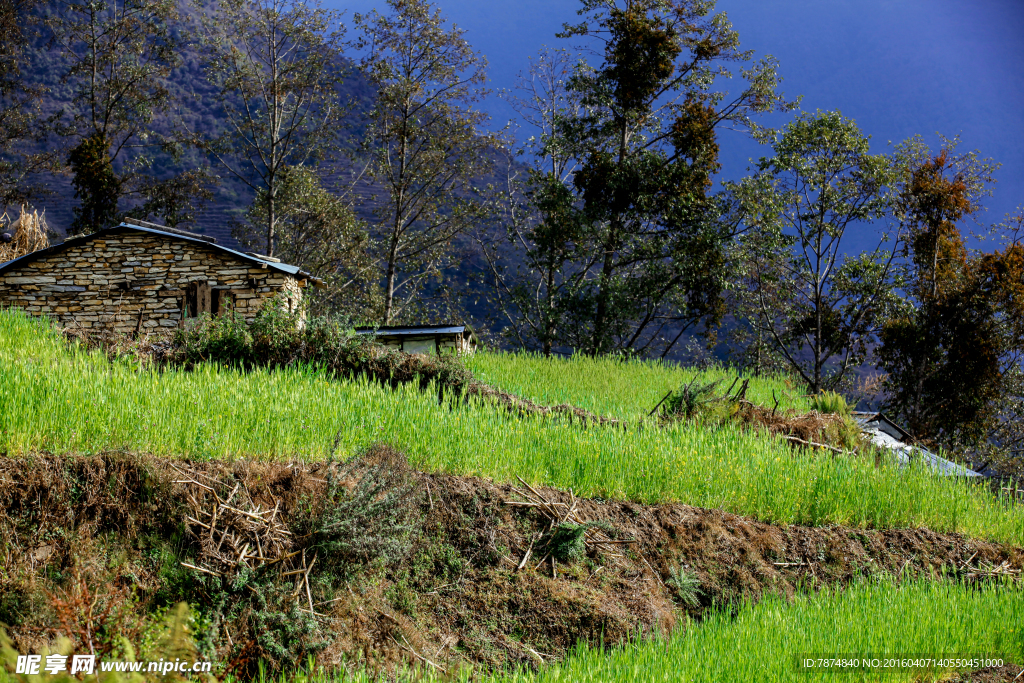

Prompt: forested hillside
[{"left": 1, "top": 0, "right": 1021, "bottom": 474}]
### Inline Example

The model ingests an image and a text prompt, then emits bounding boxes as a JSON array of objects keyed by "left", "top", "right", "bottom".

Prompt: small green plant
[
  {"left": 809, "top": 391, "right": 850, "bottom": 415},
  {"left": 666, "top": 565, "right": 702, "bottom": 607},
  {"left": 663, "top": 379, "right": 723, "bottom": 420},
  {"left": 546, "top": 521, "right": 613, "bottom": 563}
]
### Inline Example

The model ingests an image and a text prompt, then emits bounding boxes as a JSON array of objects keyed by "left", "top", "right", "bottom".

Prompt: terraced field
[
  {"left": 2, "top": 311, "right": 1020, "bottom": 542},
  {"left": 1, "top": 308, "right": 1022, "bottom": 682}
]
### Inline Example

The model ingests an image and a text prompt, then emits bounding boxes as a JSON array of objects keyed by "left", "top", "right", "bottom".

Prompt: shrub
[
  {"left": 307, "top": 445, "right": 422, "bottom": 578},
  {"left": 546, "top": 521, "right": 614, "bottom": 563},
  {"left": 663, "top": 379, "right": 724, "bottom": 420},
  {"left": 809, "top": 391, "right": 850, "bottom": 416}
]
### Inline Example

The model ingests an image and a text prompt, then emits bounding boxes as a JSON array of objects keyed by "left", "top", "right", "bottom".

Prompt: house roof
[
  {"left": 851, "top": 411, "right": 985, "bottom": 478},
  {"left": 355, "top": 325, "right": 469, "bottom": 336},
  {"left": 0, "top": 222, "right": 323, "bottom": 286}
]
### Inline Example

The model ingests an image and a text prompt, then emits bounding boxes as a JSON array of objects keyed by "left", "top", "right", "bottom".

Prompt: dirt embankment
[{"left": 0, "top": 450, "right": 1020, "bottom": 676}]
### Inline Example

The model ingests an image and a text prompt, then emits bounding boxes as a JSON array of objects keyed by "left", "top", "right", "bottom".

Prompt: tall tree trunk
[
  {"left": 592, "top": 238, "right": 615, "bottom": 355},
  {"left": 544, "top": 262, "right": 555, "bottom": 357},
  {"left": 266, "top": 189, "right": 276, "bottom": 257},
  {"left": 383, "top": 233, "right": 399, "bottom": 325},
  {"left": 592, "top": 124, "right": 629, "bottom": 356}
]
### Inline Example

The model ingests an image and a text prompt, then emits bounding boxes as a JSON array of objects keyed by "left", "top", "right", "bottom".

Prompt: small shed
[
  {"left": 355, "top": 325, "right": 477, "bottom": 355},
  {"left": 0, "top": 219, "right": 322, "bottom": 334},
  {"left": 852, "top": 412, "right": 985, "bottom": 478}
]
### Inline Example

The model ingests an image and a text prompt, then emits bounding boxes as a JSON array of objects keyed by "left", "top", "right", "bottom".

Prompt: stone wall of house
[{"left": 0, "top": 230, "right": 306, "bottom": 334}]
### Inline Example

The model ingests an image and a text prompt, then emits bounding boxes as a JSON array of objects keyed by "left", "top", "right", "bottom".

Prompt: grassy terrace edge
[
  {"left": 294, "top": 579, "right": 1024, "bottom": 683},
  {"left": 465, "top": 350, "right": 813, "bottom": 420},
  {"left": 2, "top": 309, "right": 1023, "bottom": 545}
]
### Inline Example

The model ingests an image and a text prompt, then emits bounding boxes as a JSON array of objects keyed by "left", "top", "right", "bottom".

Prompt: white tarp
[{"left": 852, "top": 413, "right": 985, "bottom": 478}]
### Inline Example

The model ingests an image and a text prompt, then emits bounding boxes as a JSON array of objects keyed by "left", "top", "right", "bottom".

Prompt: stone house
[{"left": 0, "top": 220, "right": 322, "bottom": 334}]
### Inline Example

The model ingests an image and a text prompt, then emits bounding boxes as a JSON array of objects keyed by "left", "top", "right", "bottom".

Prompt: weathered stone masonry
[{"left": 0, "top": 225, "right": 313, "bottom": 334}]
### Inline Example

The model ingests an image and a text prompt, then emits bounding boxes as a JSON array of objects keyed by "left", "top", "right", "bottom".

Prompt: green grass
[
  {"left": 466, "top": 350, "right": 812, "bottom": 420},
  {"left": 2, "top": 310, "right": 1023, "bottom": 544},
  {"left": 1, "top": 577, "right": 1019, "bottom": 683},
  {"left": 235, "top": 579, "right": 1023, "bottom": 682},
  {"left": 513, "top": 578, "right": 1022, "bottom": 683}
]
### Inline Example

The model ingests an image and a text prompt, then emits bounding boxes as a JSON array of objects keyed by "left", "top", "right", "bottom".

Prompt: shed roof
[
  {"left": 851, "top": 411, "right": 985, "bottom": 478},
  {"left": 0, "top": 222, "right": 322, "bottom": 285},
  {"left": 354, "top": 325, "right": 469, "bottom": 336}
]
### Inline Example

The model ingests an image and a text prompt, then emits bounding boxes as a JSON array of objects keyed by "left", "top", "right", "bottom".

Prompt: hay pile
[{"left": 0, "top": 205, "right": 50, "bottom": 262}]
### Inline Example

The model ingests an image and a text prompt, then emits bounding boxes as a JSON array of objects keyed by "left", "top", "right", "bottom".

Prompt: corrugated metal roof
[
  {"left": 355, "top": 326, "right": 468, "bottom": 336},
  {"left": 0, "top": 222, "right": 319, "bottom": 283},
  {"left": 852, "top": 412, "right": 985, "bottom": 478}
]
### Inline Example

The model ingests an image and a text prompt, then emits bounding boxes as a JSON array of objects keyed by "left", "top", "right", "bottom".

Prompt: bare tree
[
  {"left": 240, "top": 164, "right": 373, "bottom": 317},
  {"left": 0, "top": 0, "right": 58, "bottom": 210},
  {"left": 46, "top": 0, "right": 186, "bottom": 234},
  {"left": 478, "top": 48, "right": 589, "bottom": 356},
  {"left": 193, "top": 0, "right": 348, "bottom": 257},
  {"left": 357, "top": 0, "right": 495, "bottom": 325}
]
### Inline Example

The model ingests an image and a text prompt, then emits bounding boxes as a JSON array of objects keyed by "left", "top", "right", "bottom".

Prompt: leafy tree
[
  {"left": 46, "top": 0, "right": 199, "bottom": 234},
  {"left": 194, "top": 0, "right": 348, "bottom": 256},
  {"left": 544, "top": 0, "right": 796, "bottom": 356},
  {"left": 124, "top": 167, "right": 217, "bottom": 228},
  {"left": 480, "top": 48, "right": 587, "bottom": 356},
  {"left": 730, "top": 111, "right": 902, "bottom": 394},
  {"left": 718, "top": 208, "right": 795, "bottom": 377},
  {"left": 356, "top": 0, "right": 496, "bottom": 325},
  {"left": 67, "top": 132, "right": 120, "bottom": 232},
  {"left": 877, "top": 140, "right": 1022, "bottom": 448},
  {"left": 239, "top": 165, "right": 372, "bottom": 317}
]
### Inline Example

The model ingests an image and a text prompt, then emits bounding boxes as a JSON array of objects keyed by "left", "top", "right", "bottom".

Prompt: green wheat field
[{"left": 2, "top": 308, "right": 1023, "bottom": 682}]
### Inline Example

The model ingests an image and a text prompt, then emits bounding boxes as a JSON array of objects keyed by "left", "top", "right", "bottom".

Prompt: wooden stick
[
  {"left": 180, "top": 562, "right": 222, "bottom": 577},
  {"left": 223, "top": 483, "right": 240, "bottom": 505},
  {"left": 515, "top": 476, "right": 558, "bottom": 515},
  {"left": 516, "top": 538, "right": 535, "bottom": 571},
  {"left": 215, "top": 526, "right": 228, "bottom": 554},
  {"left": 264, "top": 550, "right": 301, "bottom": 568},
  {"left": 314, "top": 596, "right": 347, "bottom": 607},
  {"left": 780, "top": 435, "right": 847, "bottom": 454},
  {"left": 208, "top": 504, "right": 218, "bottom": 542},
  {"left": 647, "top": 389, "right": 674, "bottom": 417},
  {"left": 304, "top": 552, "right": 318, "bottom": 613},
  {"left": 960, "top": 551, "right": 979, "bottom": 570},
  {"left": 186, "top": 516, "right": 211, "bottom": 529},
  {"left": 533, "top": 552, "right": 551, "bottom": 573},
  {"left": 219, "top": 504, "right": 269, "bottom": 521},
  {"left": 268, "top": 499, "right": 280, "bottom": 524},
  {"left": 173, "top": 479, "right": 215, "bottom": 492},
  {"left": 375, "top": 608, "right": 400, "bottom": 625},
  {"left": 392, "top": 635, "right": 446, "bottom": 673}
]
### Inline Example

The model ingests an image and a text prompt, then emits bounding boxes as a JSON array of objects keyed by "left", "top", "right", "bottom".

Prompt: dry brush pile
[{"left": 0, "top": 206, "right": 50, "bottom": 263}]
